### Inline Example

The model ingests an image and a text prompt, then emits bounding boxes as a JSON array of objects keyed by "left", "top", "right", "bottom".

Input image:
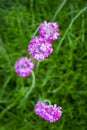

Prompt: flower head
[
  {"left": 28, "top": 36, "right": 53, "bottom": 60},
  {"left": 38, "top": 21, "right": 60, "bottom": 42},
  {"left": 14, "top": 57, "right": 34, "bottom": 77},
  {"left": 34, "top": 101, "right": 62, "bottom": 122}
]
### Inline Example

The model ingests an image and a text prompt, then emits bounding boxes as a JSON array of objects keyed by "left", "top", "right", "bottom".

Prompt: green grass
[{"left": 0, "top": 0, "right": 87, "bottom": 130}]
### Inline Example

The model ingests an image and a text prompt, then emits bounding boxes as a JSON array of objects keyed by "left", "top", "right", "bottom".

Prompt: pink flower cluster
[
  {"left": 14, "top": 21, "right": 62, "bottom": 123},
  {"left": 28, "top": 21, "right": 60, "bottom": 60},
  {"left": 14, "top": 57, "right": 34, "bottom": 77},
  {"left": 34, "top": 101, "right": 62, "bottom": 122},
  {"left": 14, "top": 21, "right": 60, "bottom": 76}
]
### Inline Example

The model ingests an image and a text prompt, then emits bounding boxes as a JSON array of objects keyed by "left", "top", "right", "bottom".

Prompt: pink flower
[
  {"left": 38, "top": 21, "right": 60, "bottom": 42},
  {"left": 34, "top": 101, "right": 62, "bottom": 122},
  {"left": 14, "top": 57, "right": 34, "bottom": 77},
  {"left": 28, "top": 36, "right": 53, "bottom": 60}
]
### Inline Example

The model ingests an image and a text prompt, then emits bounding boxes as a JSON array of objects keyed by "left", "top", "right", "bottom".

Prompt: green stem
[
  {"left": 19, "top": 71, "right": 35, "bottom": 107},
  {"left": 44, "top": 99, "right": 51, "bottom": 105},
  {"left": 24, "top": 71, "right": 35, "bottom": 100}
]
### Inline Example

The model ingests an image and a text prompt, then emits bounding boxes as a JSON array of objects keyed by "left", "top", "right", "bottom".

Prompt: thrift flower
[
  {"left": 34, "top": 101, "right": 62, "bottom": 122},
  {"left": 38, "top": 21, "right": 60, "bottom": 42},
  {"left": 28, "top": 36, "right": 53, "bottom": 60},
  {"left": 14, "top": 57, "right": 34, "bottom": 77}
]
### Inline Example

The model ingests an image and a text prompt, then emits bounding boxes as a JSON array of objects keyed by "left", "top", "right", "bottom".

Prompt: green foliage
[{"left": 0, "top": 0, "right": 87, "bottom": 130}]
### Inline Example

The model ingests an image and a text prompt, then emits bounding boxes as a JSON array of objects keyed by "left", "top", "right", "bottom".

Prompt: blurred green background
[{"left": 0, "top": 0, "right": 87, "bottom": 130}]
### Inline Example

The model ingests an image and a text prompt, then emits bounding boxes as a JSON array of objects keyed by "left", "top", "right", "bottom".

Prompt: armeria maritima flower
[
  {"left": 14, "top": 57, "right": 34, "bottom": 77},
  {"left": 28, "top": 36, "right": 53, "bottom": 60},
  {"left": 34, "top": 101, "right": 62, "bottom": 122},
  {"left": 38, "top": 21, "right": 60, "bottom": 42}
]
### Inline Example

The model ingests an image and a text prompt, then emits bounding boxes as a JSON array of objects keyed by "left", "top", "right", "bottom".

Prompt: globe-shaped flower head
[
  {"left": 28, "top": 36, "right": 53, "bottom": 60},
  {"left": 38, "top": 21, "right": 60, "bottom": 42},
  {"left": 14, "top": 57, "right": 34, "bottom": 77},
  {"left": 34, "top": 101, "right": 62, "bottom": 122}
]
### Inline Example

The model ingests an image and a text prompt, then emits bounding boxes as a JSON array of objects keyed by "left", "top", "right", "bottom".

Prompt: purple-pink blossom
[
  {"left": 14, "top": 57, "right": 34, "bottom": 77},
  {"left": 38, "top": 21, "right": 60, "bottom": 42},
  {"left": 28, "top": 36, "right": 53, "bottom": 60},
  {"left": 34, "top": 101, "right": 62, "bottom": 122}
]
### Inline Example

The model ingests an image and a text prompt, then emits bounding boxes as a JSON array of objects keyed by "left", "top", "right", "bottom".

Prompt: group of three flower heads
[{"left": 14, "top": 21, "right": 62, "bottom": 123}]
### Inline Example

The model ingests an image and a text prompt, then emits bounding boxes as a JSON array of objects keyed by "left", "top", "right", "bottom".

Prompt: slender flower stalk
[{"left": 18, "top": 71, "right": 35, "bottom": 108}]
